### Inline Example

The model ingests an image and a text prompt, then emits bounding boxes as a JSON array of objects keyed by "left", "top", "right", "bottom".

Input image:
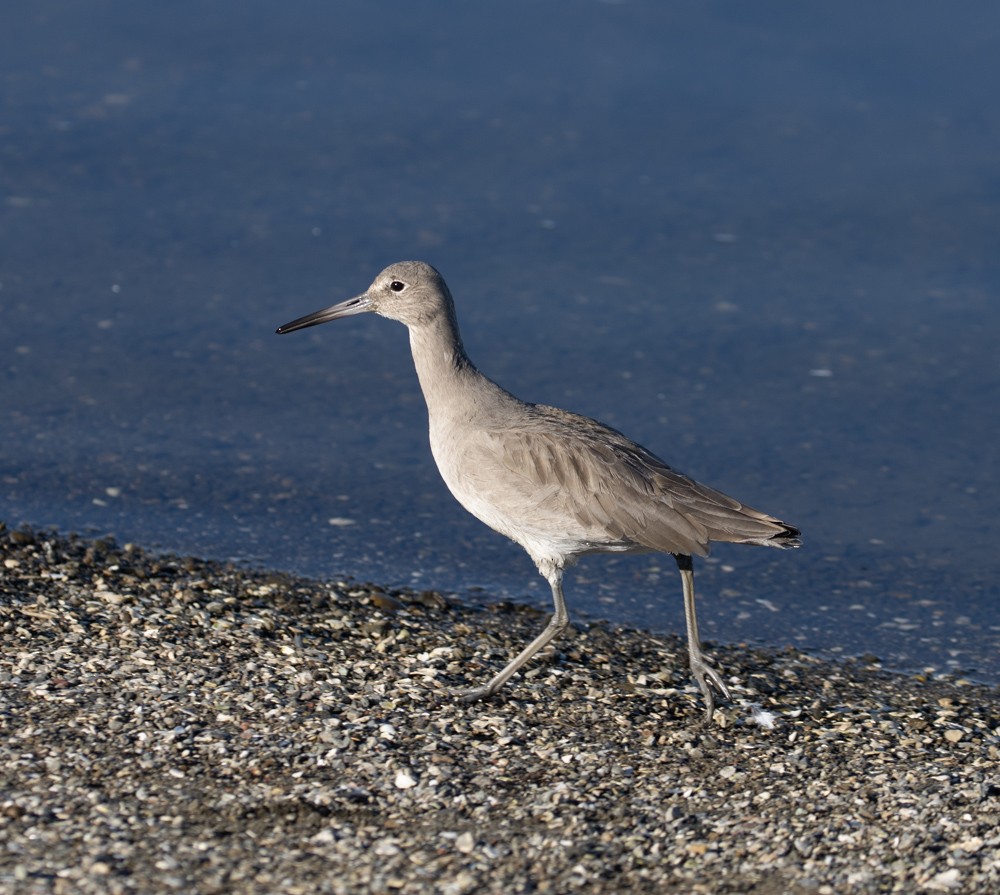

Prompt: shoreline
[{"left": 2, "top": 524, "right": 999, "bottom": 893}]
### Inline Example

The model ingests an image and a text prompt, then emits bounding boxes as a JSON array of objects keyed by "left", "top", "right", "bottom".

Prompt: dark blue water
[{"left": 3, "top": 1, "right": 998, "bottom": 680}]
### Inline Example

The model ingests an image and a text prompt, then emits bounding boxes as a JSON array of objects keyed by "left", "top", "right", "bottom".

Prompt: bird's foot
[
  {"left": 449, "top": 684, "right": 497, "bottom": 704},
  {"left": 690, "top": 655, "right": 732, "bottom": 722}
]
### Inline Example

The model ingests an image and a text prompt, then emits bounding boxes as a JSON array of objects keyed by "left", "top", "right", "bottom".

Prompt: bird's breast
[{"left": 426, "top": 415, "right": 644, "bottom": 564}]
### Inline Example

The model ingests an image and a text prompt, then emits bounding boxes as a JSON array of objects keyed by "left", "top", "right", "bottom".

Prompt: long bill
[{"left": 276, "top": 293, "right": 373, "bottom": 334}]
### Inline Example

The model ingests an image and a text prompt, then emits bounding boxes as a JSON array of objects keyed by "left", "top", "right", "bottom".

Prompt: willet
[{"left": 277, "top": 261, "right": 800, "bottom": 719}]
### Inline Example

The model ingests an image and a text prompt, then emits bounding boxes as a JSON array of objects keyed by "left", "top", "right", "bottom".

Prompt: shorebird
[{"left": 277, "top": 261, "right": 800, "bottom": 719}]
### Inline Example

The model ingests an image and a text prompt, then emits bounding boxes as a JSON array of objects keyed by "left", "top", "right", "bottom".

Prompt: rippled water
[{"left": 3, "top": 0, "right": 998, "bottom": 679}]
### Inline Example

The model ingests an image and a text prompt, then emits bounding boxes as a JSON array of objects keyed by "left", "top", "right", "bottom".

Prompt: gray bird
[{"left": 277, "top": 261, "right": 800, "bottom": 719}]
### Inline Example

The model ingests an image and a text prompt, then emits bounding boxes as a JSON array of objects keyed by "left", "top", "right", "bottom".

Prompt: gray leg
[
  {"left": 453, "top": 566, "right": 570, "bottom": 702},
  {"left": 675, "top": 554, "right": 732, "bottom": 720}
]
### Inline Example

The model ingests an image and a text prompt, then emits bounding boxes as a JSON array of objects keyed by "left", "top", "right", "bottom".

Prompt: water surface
[{"left": 3, "top": 1, "right": 998, "bottom": 679}]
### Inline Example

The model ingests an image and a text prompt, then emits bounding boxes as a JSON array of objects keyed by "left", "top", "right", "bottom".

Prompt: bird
[{"left": 277, "top": 261, "right": 800, "bottom": 719}]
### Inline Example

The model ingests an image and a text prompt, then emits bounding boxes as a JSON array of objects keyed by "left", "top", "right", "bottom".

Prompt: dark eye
[{"left": 389, "top": 280, "right": 405, "bottom": 292}]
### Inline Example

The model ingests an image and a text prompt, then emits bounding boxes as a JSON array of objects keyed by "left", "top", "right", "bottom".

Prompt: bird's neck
[{"left": 408, "top": 311, "right": 477, "bottom": 411}]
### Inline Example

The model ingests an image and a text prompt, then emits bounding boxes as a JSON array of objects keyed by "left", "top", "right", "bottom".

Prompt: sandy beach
[{"left": 2, "top": 524, "right": 998, "bottom": 893}]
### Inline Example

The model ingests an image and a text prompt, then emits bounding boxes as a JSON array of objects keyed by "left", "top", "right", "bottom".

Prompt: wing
[{"left": 469, "top": 404, "right": 799, "bottom": 558}]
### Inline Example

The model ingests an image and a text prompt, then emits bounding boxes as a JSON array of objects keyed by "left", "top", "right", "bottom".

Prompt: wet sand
[{"left": 2, "top": 524, "right": 998, "bottom": 893}]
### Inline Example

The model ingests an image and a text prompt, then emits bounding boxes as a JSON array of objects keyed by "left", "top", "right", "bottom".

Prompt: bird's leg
[
  {"left": 675, "top": 554, "right": 732, "bottom": 721},
  {"left": 453, "top": 566, "right": 570, "bottom": 702}
]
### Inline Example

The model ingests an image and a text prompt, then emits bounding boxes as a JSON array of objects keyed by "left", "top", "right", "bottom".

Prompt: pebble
[
  {"left": 393, "top": 771, "right": 417, "bottom": 789},
  {"left": 1, "top": 524, "right": 999, "bottom": 894}
]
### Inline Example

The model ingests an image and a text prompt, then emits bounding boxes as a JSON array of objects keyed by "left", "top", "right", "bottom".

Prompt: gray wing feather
[{"left": 488, "top": 404, "right": 799, "bottom": 557}]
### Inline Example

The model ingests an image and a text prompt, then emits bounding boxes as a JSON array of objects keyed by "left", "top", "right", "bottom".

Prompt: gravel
[{"left": 2, "top": 524, "right": 998, "bottom": 893}]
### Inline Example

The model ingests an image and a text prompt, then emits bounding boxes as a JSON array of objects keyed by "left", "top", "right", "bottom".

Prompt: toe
[{"left": 450, "top": 685, "right": 490, "bottom": 703}]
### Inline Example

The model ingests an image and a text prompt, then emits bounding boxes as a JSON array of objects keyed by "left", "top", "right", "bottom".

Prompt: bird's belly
[
  {"left": 430, "top": 433, "right": 642, "bottom": 564},
  {"left": 449, "top": 480, "right": 640, "bottom": 560}
]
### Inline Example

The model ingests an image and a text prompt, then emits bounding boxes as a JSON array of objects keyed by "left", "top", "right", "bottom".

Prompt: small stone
[
  {"left": 371, "top": 592, "right": 404, "bottom": 612},
  {"left": 924, "top": 868, "right": 962, "bottom": 891},
  {"left": 394, "top": 770, "right": 417, "bottom": 789},
  {"left": 374, "top": 839, "right": 400, "bottom": 856}
]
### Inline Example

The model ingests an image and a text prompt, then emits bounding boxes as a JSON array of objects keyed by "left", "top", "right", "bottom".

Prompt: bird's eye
[{"left": 389, "top": 280, "right": 405, "bottom": 292}]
